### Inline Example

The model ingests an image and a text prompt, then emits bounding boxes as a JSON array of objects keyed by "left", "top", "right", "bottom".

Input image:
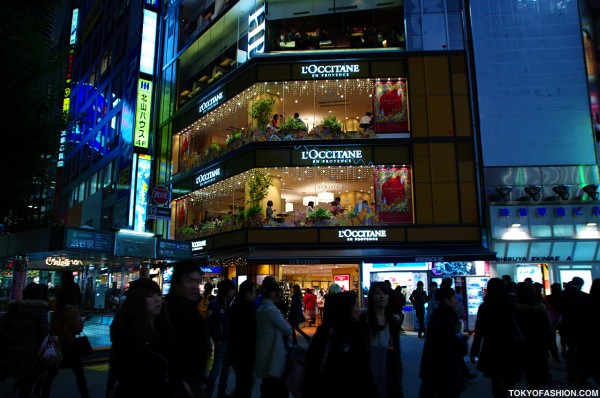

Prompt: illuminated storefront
[{"left": 489, "top": 203, "right": 600, "bottom": 293}]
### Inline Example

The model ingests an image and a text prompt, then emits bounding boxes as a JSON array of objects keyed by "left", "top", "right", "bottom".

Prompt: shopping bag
[{"left": 38, "top": 335, "right": 61, "bottom": 366}]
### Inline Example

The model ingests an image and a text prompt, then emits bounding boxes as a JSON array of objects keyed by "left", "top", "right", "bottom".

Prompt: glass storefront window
[
  {"left": 173, "top": 164, "right": 413, "bottom": 238},
  {"left": 173, "top": 0, "right": 404, "bottom": 108},
  {"left": 172, "top": 78, "right": 409, "bottom": 175}
]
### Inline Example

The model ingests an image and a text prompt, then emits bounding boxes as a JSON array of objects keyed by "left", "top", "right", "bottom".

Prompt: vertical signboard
[
  {"left": 117, "top": 43, "right": 141, "bottom": 202},
  {"left": 134, "top": 79, "right": 153, "bottom": 149},
  {"left": 140, "top": 9, "right": 157, "bottom": 75},
  {"left": 375, "top": 166, "right": 413, "bottom": 223},
  {"left": 247, "top": 4, "right": 265, "bottom": 58},
  {"left": 374, "top": 79, "right": 409, "bottom": 133},
  {"left": 9, "top": 256, "right": 28, "bottom": 300},
  {"left": 132, "top": 154, "right": 152, "bottom": 232}
]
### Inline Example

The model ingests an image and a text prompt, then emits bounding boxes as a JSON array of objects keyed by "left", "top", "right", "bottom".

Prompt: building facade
[
  {"left": 154, "top": 0, "right": 492, "bottom": 319},
  {"left": 469, "top": 0, "right": 600, "bottom": 292}
]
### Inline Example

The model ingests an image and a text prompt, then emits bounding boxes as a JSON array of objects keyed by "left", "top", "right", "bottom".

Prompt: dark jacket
[
  {"left": 515, "top": 302, "right": 550, "bottom": 387},
  {"left": 470, "top": 301, "right": 521, "bottom": 380},
  {"left": 207, "top": 297, "right": 231, "bottom": 342},
  {"left": 113, "top": 318, "right": 180, "bottom": 398},
  {"left": 0, "top": 299, "right": 49, "bottom": 377},
  {"left": 420, "top": 306, "right": 466, "bottom": 397},
  {"left": 166, "top": 294, "right": 211, "bottom": 383},
  {"left": 288, "top": 293, "right": 304, "bottom": 325},
  {"left": 557, "top": 286, "right": 589, "bottom": 345},
  {"left": 409, "top": 289, "right": 427, "bottom": 311},
  {"left": 302, "top": 323, "right": 377, "bottom": 398},
  {"left": 228, "top": 298, "right": 256, "bottom": 367},
  {"left": 50, "top": 304, "right": 83, "bottom": 345}
]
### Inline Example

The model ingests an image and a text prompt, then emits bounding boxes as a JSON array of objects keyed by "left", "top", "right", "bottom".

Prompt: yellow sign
[{"left": 134, "top": 78, "right": 153, "bottom": 149}]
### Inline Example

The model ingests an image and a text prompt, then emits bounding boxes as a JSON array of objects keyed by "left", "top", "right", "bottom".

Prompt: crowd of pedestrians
[{"left": 1, "top": 265, "right": 599, "bottom": 398}]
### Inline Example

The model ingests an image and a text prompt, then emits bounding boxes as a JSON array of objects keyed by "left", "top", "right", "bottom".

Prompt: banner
[
  {"left": 374, "top": 79, "right": 409, "bottom": 133},
  {"left": 375, "top": 167, "right": 413, "bottom": 223}
]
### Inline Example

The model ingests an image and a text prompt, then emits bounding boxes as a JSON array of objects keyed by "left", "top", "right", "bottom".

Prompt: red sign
[
  {"left": 151, "top": 185, "right": 170, "bottom": 205},
  {"left": 375, "top": 167, "right": 413, "bottom": 223},
  {"left": 374, "top": 79, "right": 409, "bottom": 133},
  {"left": 333, "top": 275, "right": 350, "bottom": 292}
]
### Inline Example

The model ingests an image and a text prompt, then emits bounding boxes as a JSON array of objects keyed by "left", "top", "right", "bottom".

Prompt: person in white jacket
[{"left": 255, "top": 278, "right": 292, "bottom": 398}]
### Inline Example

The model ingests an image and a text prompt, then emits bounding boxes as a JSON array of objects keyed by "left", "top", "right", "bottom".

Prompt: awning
[{"left": 245, "top": 245, "right": 496, "bottom": 265}]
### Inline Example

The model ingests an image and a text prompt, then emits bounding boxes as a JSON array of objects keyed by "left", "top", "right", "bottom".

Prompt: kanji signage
[{"left": 134, "top": 78, "right": 153, "bottom": 149}]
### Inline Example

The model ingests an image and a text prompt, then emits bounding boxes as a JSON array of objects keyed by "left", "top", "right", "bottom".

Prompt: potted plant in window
[
  {"left": 307, "top": 207, "right": 334, "bottom": 226},
  {"left": 280, "top": 116, "right": 308, "bottom": 140},
  {"left": 204, "top": 143, "right": 222, "bottom": 161},
  {"left": 245, "top": 170, "right": 271, "bottom": 226},
  {"left": 248, "top": 96, "right": 275, "bottom": 135},
  {"left": 180, "top": 225, "right": 197, "bottom": 239},
  {"left": 315, "top": 115, "right": 342, "bottom": 139},
  {"left": 226, "top": 130, "right": 243, "bottom": 150}
]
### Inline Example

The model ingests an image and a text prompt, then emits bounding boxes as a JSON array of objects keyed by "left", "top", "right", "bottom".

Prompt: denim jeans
[{"left": 205, "top": 341, "right": 230, "bottom": 398}]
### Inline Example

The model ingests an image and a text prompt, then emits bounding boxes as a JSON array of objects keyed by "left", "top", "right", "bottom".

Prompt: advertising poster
[
  {"left": 375, "top": 167, "right": 413, "bottom": 223},
  {"left": 374, "top": 79, "right": 409, "bottom": 133},
  {"left": 333, "top": 275, "right": 350, "bottom": 291}
]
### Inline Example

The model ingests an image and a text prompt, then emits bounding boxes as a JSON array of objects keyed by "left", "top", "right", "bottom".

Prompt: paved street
[{"left": 1, "top": 329, "right": 598, "bottom": 398}]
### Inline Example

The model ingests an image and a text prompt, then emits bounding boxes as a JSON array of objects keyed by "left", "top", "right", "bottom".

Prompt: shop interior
[
  {"left": 174, "top": 78, "right": 391, "bottom": 174},
  {"left": 177, "top": 165, "right": 376, "bottom": 230}
]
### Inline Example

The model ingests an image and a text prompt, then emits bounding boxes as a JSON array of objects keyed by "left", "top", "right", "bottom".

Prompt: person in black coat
[
  {"left": 166, "top": 261, "right": 212, "bottom": 397},
  {"left": 0, "top": 283, "right": 49, "bottom": 398},
  {"left": 470, "top": 278, "right": 521, "bottom": 398},
  {"left": 206, "top": 279, "right": 235, "bottom": 398},
  {"left": 288, "top": 285, "right": 311, "bottom": 345},
  {"left": 515, "top": 282, "right": 550, "bottom": 388},
  {"left": 557, "top": 276, "right": 590, "bottom": 384},
  {"left": 228, "top": 280, "right": 257, "bottom": 398},
  {"left": 577, "top": 278, "right": 600, "bottom": 385},
  {"left": 420, "top": 286, "right": 467, "bottom": 398},
  {"left": 302, "top": 292, "right": 377, "bottom": 398},
  {"left": 111, "top": 279, "right": 182, "bottom": 397}
]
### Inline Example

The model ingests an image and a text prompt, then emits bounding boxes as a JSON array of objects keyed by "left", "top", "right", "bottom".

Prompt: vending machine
[{"left": 465, "top": 276, "right": 489, "bottom": 331}]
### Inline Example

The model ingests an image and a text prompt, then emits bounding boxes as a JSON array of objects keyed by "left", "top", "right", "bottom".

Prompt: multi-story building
[
  {"left": 469, "top": 0, "right": 600, "bottom": 293},
  {"left": 155, "top": 0, "right": 494, "bottom": 321}
]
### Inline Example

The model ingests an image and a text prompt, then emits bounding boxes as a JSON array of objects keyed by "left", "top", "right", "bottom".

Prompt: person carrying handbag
[{"left": 41, "top": 286, "right": 90, "bottom": 398}]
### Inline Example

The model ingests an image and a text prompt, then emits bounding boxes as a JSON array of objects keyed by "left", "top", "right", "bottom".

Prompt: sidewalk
[{"left": 1, "top": 329, "right": 598, "bottom": 397}]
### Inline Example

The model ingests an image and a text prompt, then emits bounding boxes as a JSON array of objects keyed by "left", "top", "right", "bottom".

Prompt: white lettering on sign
[
  {"left": 199, "top": 92, "right": 224, "bottom": 114},
  {"left": 300, "top": 64, "right": 360, "bottom": 78},
  {"left": 289, "top": 259, "right": 321, "bottom": 265},
  {"left": 191, "top": 240, "right": 207, "bottom": 252},
  {"left": 300, "top": 149, "right": 362, "bottom": 164},
  {"left": 337, "top": 229, "right": 387, "bottom": 242},
  {"left": 195, "top": 168, "right": 221, "bottom": 187},
  {"left": 247, "top": 5, "right": 265, "bottom": 58},
  {"left": 45, "top": 257, "right": 83, "bottom": 267},
  {"left": 415, "top": 257, "right": 445, "bottom": 262}
]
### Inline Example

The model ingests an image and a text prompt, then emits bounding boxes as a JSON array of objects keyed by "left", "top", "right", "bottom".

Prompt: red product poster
[
  {"left": 333, "top": 275, "right": 350, "bottom": 291},
  {"left": 375, "top": 167, "right": 413, "bottom": 223},
  {"left": 374, "top": 79, "right": 409, "bottom": 133}
]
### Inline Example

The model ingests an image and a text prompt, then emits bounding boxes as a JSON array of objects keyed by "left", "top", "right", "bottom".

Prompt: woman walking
[
  {"left": 420, "top": 286, "right": 468, "bottom": 398},
  {"left": 255, "top": 279, "right": 292, "bottom": 398},
  {"left": 470, "top": 278, "right": 522, "bottom": 398},
  {"left": 366, "top": 282, "right": 404, "bottom": 398},
  {"left": 110, "top": 278, "right": 183, "bottom": 397},
  {"left": 41, "top": 287, "right": 89, "bottom": 398},
  {"left": 302, "top": 292, "right": 376, "bottom": 397},
  {"left": 288, "top": 285, "right": 311, "bottom": 345}
]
